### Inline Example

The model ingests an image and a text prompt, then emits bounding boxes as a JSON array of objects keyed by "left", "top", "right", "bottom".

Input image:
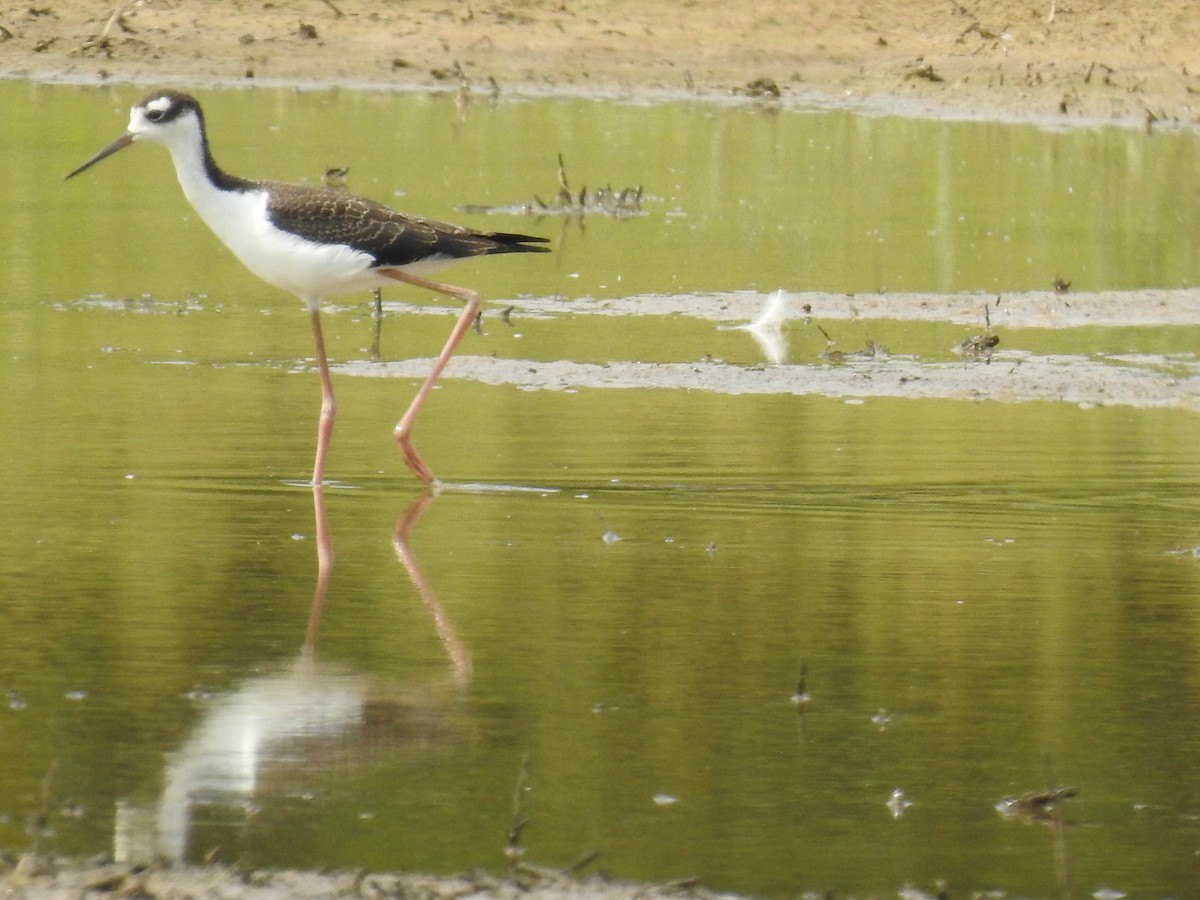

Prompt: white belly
[{"left": 190, "top": 187, "right": 384, "bottom": 303}]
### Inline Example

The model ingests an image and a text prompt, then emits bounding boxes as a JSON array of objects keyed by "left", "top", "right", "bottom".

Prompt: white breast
[{"left": 163, "top": 137, "right": 384, "bottom": 306}]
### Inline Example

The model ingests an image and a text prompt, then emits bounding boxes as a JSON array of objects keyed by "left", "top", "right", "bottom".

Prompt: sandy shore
[{"left": 2, "top": 0, "right": 1199, "bottom": 124}]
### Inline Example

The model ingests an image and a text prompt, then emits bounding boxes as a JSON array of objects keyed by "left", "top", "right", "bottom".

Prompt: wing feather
[{"left": 263, "top": 182, "right": 549, "bottom": 268}]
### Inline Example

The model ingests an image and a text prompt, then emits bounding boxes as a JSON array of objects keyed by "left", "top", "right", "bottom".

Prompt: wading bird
[{"left": 67, "top": 89, "right": 549, "bottom": 485}]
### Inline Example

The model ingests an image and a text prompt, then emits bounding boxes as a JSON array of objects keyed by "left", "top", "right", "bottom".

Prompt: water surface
[{"left": 1, "top": 81, "right": 1199, "bottom": 898}]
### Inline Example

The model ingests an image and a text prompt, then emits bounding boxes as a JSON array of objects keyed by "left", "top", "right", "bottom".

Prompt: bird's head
[{"left": 65, "top": 89, "right": 205, "bottom": 180}]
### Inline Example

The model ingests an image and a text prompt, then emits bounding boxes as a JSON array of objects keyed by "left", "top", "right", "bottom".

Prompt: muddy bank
[
  {"left": 496, "top": 289, "right": 1200, "bottom": 329},
  {"left": 1, "top": 853, "right": 750, "bottom": 900},
  {"left": 2, "top": 1, "right": 1199, "bottom": 125},
  {"left": 344, "top": 349, "right": 1200, "bottom": 413},
  {"left": 325, "top": 289, "right": 1200, "bottom": 412}
]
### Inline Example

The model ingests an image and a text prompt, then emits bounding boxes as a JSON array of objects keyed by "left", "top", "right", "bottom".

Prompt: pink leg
[
  {"left": 309, "top": 308, "right": 337, "bottom": 486},
  {"left": 380, "top": 268, "right": 481, "bottom": 485}
]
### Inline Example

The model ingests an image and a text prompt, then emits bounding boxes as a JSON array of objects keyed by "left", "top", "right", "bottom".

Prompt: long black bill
[{"left": 65, "top": 132, "right": 136, "bottom": 180}]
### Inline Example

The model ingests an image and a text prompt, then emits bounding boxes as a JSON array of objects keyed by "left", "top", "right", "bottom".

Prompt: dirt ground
[{"left": 1, "top": 0, "right": 1199, "bottom": 124}]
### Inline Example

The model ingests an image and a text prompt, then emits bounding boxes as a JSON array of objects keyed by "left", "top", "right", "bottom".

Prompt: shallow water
[{"left": 2, "top": 81, "right": 1200, "bottom": 897}]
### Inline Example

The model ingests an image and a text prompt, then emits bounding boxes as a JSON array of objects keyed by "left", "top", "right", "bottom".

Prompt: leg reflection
[
  {"left": 303, "top": 483, "right": 334, "bottom": 653},
  {"left": 393, "top": 491, "right": 473, "bottom": 686},
  {"left": 114, "top": 487, "right": 474, "bottom": 865}
]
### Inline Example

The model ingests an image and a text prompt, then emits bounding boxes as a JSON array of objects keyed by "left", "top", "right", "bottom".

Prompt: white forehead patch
[{"left": 146, "top": 96, "right": 173, "bottom": 114}]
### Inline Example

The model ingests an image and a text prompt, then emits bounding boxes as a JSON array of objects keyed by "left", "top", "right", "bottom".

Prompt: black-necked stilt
[{"left": 66, "top": 89, "right": 549, "bottom": 486}]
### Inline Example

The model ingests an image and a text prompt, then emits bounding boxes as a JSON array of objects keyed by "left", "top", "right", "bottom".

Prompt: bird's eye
[{"left": 145, "top": 107, "right": 165, "bottom": 122}]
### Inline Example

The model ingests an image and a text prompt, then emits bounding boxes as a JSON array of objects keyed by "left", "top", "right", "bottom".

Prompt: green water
[{"left": 1, "top": 81, "right": 1200, "bottom": 897}]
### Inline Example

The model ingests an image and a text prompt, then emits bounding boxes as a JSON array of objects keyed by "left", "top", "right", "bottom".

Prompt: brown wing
[{"left": 263, "top": 182, "right": 549, "bottom": 267}]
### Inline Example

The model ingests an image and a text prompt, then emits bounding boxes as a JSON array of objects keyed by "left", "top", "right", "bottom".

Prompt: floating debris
[
  {"left": 52, "top": 294, "right": 204, "bottom": 315},
  {"left": 321, "top": 166, "right": 349, "bottom": 190},
  {"left": 871, "top": 708, "right": 894, "bottom": 729},
  {"left": 790, "top": 659, "right": 811, "bottom": 706},
  {"left": 596, "top": 512, "right": 623, "bottom": 545},
  {"left": 887, "top": 788, "right": 913, "bottom": 818},
  {"left": 459, "top": 153, "right": 645, "bottom": 219},
  {"left": 731, "top": 77, "right": 781, "bottom": 98},
  {"left": 820, "top": 339, "right": 890, "bottom": 363},
  {"left": 954, "top": 301, "right": 999, "bottom": 362},
  {"left": 954, "top": 332, "right": 1000, "bottom": 361},
  {"left": 814, "top": 322, "right": 890, "bottom": 363},
  {"left": 995, "top": 784, "right": 1077, "bottom": 822}
]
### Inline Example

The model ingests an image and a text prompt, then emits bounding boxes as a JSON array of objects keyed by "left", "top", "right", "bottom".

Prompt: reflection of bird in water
[
  {"left": 67, "top": 89, "right": 550, "bottom": 485},
  {"left": 114, "top": 489, "right": 471, "bottom": 865},
  {"left": 114, "top": 652, "right": 472, "bottom": 864}
]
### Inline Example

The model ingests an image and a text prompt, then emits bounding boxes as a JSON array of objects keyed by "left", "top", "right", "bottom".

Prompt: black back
[{"left": 264, "top": 182, "right": 550, "bottom": 267}]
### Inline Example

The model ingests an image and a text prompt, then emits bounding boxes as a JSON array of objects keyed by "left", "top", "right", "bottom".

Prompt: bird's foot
[{"left": 396, "top": 432, "right": 436, "bottom": 485}]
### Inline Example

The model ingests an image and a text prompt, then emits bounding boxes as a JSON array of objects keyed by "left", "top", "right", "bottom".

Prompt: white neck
[{"left": 157, "top": 121, "right": 263, "bottom": 251}]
